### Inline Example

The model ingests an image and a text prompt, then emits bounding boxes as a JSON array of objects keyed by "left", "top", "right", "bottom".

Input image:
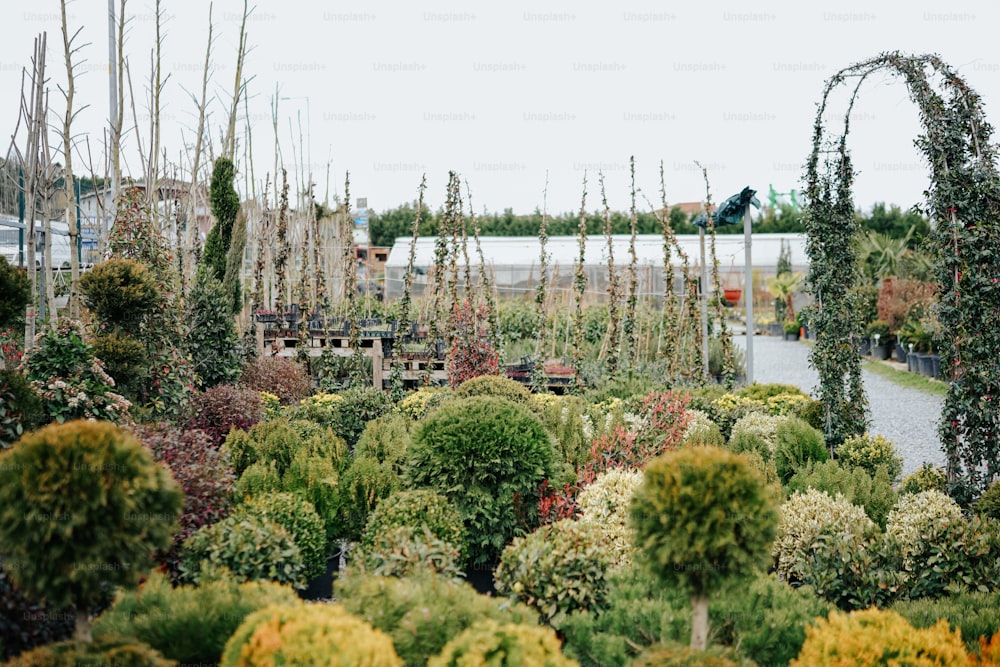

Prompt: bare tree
[
  {"left": 184, "top": 2, "right": 214, "bottom": 285},
  {"left": 221, "top": 0, "right": 252, "bottom": 162}
]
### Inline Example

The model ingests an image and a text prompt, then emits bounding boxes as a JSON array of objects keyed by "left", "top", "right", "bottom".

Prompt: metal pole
[
  {"left": 699, "top": 226, "right": 709, "bottom": 380},
  {"left": 108, "top": 0, "right": 118, "bottom": 221},
  {"left": 743, "top": 205, "right": 754, "bottom": 385}
]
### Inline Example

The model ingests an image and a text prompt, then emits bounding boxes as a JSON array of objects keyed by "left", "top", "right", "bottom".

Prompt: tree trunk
[
  {"left": 74, "top": 608, "right": 92, "bottom": 642},
  {"left": 690, "top": 594, "right": 709, "bottom": 651}
]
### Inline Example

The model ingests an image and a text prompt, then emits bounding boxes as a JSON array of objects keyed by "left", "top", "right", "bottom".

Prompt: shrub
[
  {"left": 79, "top": 258, "right": 160, "bottom": 325},
  {"left": 88, "top": 331, "right": 147, "bottom": 399},
  {"left": 355, "top": 412, "right": 411, "bottom": 472},
  {"left": 772, "top": 417, "right": 829, "bottom": 483},
  {"left": 707, "top": 393, "right": 765, "bottom": 440},
  {"left": 454, "top": 374, "right": 532, "bottom": 404},
  {"left": 632, "top": 641, "right": 754, "bottom": 666},
  {"left": 495, "top": 519, "right": 611, "bottom": 627},
  {"left": 0, "top": 256, "right": 30, "bottom": 330},
  {"left": 329, "top": 386, "right": 396, "bottom": 448},
  {"left": 977, "top": 480, "right": 1000, "bottom": 520},
  {"left": 772, "top": 489, "right": 876, "bottom": 581},
  {"left": 893, "top": 590, "right": 1000, "bottom": 655},
  {"left": 337, "top": 456, "right": 401, "bottom": 543},
  {"left": 836, "top": 432, "right": 904, "bottom": 482},
  {"left": 787, "top": 459, "right": 898, "bottom": 528},
  {"left": 790, "top": 608, "right": 968, "bottom": 666},
  {"left": 902, "top": 463, "right": 948, "bottom": 495},
  {"left": 738, "top": 382, "right": 806, "bottom": 402},
  {"left": 631, "top": 446, "right": 779, "bottom": 649},
  {"left": 429, "top": 619, "right": 577, "bottom": 667},
  {"left": 221, "top": 603, "right": 403, "bottom": 667},
  {"left": 360, "top": 489, "right": 466, "bottom": 564},
  {"left": 282, "top": 450, "right": 341, "bottom": 544},
  {"left": 681, "top": 409, "right": 725, "bottom": 447},
  {"left": 7, "top": 637, "right": 176, "bottom": 666},
  {"left": 233, "top": 460, "right": 282, "bottom": 498},
  {"left": 187, "top": 384, "right": 262, "bottom": 447},
  {"left": 796, "top": 527, "right": 907, "bottom": 610},
  {"left": 531, "top": 393, "right": 591, "bottom": 471},
  {"left": 185, "top": 267, "right": 242, "bottom": 388},
  {"left": 446, "top": 299, "right": 501, "bottom": 387},
  {"left": 0, "top": 369, "right": 45, "bottom": 448},
  {"left": 0, "top": 561, "right": 74, "bottom": 661},
  {"left": 237, "top": 492, "right": 328, "bottom": 580},
  {"left": 398, "top": 386, "right": 452, "bottom": 420},
  {"left": 290, "top": 390, "right": 343, "bottom": 426},
  {"left": 575, "top": 467, "right": 644, "bottom": 568},
  {"left": 238, "top": 356, "right": 312, "bottom": 406},
  {"left": 886, "top": 490, "right": 964, "bottom": 566},
  {"left": 0, "top": 420, "right": 181, "bottom": 639},
  {"left": 225, "top": 417, "right": 347, "bottom": 478},
  {"left": 902, "top": 515, "right": 1000, "bottom": 599},
  {"left": 352, "top": 525, "right": 464, "bottom": 581},
  {"left": 129, "top": 423, "right": 235, "bottom": 576},
  {"left": 406, "top": 396, "right": 555, "bottom": 566},
  {"left": 728, "top": 412, "right": 784, "bottom": 455},
  {"left": 335, "top": 571, "right": 538, "bottom": 666},
  {"left": 93, "top": 570, "right": 298, "bottom": 666},
  {"left": 180, "top": 514, "right": 306, "bottom": 588}
]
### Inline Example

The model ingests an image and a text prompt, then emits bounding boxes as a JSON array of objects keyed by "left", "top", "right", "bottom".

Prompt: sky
[{"left": 2, "top": 0, "right": 998, "bottom": 217}]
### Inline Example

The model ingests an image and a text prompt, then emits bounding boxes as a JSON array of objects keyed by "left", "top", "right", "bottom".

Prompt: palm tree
[{"left": 767, "top": 272, "right": 802, "bottom": 321}]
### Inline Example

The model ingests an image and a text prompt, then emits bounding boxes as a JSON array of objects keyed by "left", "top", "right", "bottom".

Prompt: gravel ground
[{"left": 733, "top": 334, "right": 945, "bottom": 477}]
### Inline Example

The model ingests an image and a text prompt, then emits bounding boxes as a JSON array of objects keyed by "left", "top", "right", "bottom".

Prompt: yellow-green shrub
[
  {"left": 633, "top": 641, "right": 756, "bottom": 666},
  {"left": 360, "top": 489, "right": 466, "bottom": 564},
  {"left": 428, "top": 619, "right": 577, "bottom": 667},
  {"left": 681, "top": 409, "right": 725, "bottom": 447},
  {"left": 221, "top": 603, "right": 402, "bottom": 666},
  {"left": 790, "top": 608, "right": 968, "bottom": 666},
  {"left": 836, "top": 433, "right": 904, "bottom": 482},
  {"left": 901, "top": 463, "right": 948, "bottom": 495},
  {"left": 886, "top": 490, "right": 963, "bottom": 566},
  {"left": 355, "top": 412, "right": 412, "bottom": 472},
  {"left": 454, "top": 374, "right": 532, "bottom": 404},
  {"left": 4, "top": 637, "right": 176, "bottom": 667},
  {"left": 398, "top": 387, "right": 451, "bottom": 420}
]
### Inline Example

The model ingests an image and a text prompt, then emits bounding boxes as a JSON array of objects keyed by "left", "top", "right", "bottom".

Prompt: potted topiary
[
  {"left": 866, "top": 319, "right": 891, "bottom": 360},
  {"left": 783, "top": 318, "right": 801, "bottom": 341}
]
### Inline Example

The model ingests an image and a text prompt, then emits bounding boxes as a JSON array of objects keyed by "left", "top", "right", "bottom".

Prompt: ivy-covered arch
[{"left": 804, "top": 52, "right": 1000, "bottom": 495}]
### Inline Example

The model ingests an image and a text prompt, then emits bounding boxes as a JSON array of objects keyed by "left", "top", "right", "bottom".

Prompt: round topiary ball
[
  {"left": 360, "top": 489, "right": 467, "bottom": 565},
  {"left": 836, "top": 433, "right": 903, "bottom": 483},
  {"left": 886, "top": 489, "right": 964, "bottom": 565},
  {"left": 237, "top": 492, "right": 328, "bottom": 581},
  {"left": 454, "top": 375, "right": 532, "bottom": 405},
  {"left": 428, "top": 619, "right": 576, "bottom": 667},
  {"left": 79, "top": 258, "right": 160, "bottom": 325},
  {"left": 0, "top": 420, "right": 182, "bottom": 617},
  {"left": 221, "top": 603, "right": 403, "bottom": 667},
  {"left": 405, "top": 396, "right": 555, "bottom": 567}
]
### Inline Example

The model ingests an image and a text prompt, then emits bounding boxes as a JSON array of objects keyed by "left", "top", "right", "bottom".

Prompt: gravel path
[{"left": 732, "top": 334, "right": 945, "bottom": 477}]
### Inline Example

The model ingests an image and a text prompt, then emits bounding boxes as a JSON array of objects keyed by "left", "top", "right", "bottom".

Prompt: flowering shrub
[
  {"left": 447, "top": 299, "right": 501, "bottom": 388},
  {"left": 21, "top": 318, "right": 131, "bottom": 423},
  {"left": 576, "top": 467, "right": 643, "bottom": 568},
  {"left": 837, "top": 432, "right": 904, "bottom": 482},
  {"left": 0, "top": 327, "right": 24, "bottom": 367},
  {"left": 239, "top": 356, "right": 312, "bottom": 406},
  {"left": 773, "top": 489, "right": 876, "bottom": 581},
  {"left": 187, "top": 383, "right": 263, "bottom": 447},
  {"left": 886, "top": 490, "right": 964, "bottom": 566}
]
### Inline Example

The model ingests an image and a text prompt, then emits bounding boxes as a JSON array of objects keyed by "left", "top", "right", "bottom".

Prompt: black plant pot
[
  {"left": 894, "top": 343, "right": 908, "bottom": 364},
  {"left": 298, "top": 556, "right": 340, "bottom": 601},
  {"left": 768, "top": 323, "right": 783, "bottom": 336},
  {"left": 908, "top": 352, "right": 923, "bottom": 373},
  {"left": 857, "top": 339, "right": 871, "bottom": 356},
  {"left": 784, "top": 332, "right": 800, "bottom": 341},
  {"left": 918, "top": 353, "right": 935, "bottom": 377},
  {"left": 929, "top": 354, "right": 941, "bottom": 379},
  {"left": 463, "top": 561, "right": 498, "bottom": 596},
  {"left": 872, "top": 344, "right": 890, "bottom": 360}
]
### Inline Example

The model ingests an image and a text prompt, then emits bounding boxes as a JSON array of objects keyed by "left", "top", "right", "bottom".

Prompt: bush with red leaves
[
  {"left": 447, "top": 299, "right": 501, "bottom": 388},
  {"left": 239, "top": 357, "right": 312, "bottom": 406},
  {"left": 187, "top": 384, "right": 263, "bottom": 447}
]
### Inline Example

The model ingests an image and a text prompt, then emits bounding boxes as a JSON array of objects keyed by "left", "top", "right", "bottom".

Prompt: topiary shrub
[
  {"left": 225, "top": 417, "right": 347, "bottom": 478},
  {"left": 0, "top": 369, "right": 45, "bottom": 448},
  {"left": 351, "top": 525, "right": 464, "bottom": 581},
  {"left": 405, "top": 396, "right": 555, "bottom": 566},
  {"left": 335, "top": 571, "right": 538, "bottom": 666},
  {"left": 6, "top": 637, "right": 176, "bottom": 666},
  {"left": 0, "top": 560, "right": 74, "bottom": 661},
  {"left": 633, "top": 641, "right": 754, "bottom": 666},
  {"left": 901, "top": 462, "right": 948, "bottom": 495},
  {"left": 886, "top": 490, "right": 964, "bottom": 567},
  {"left": 836, "top": 432, "right": 904, "bottom": 483},
  {"left": 789, "top": 607, "right": 968, "bottom": 666},
  {"left": 772, "top": 488, "right": 876, "bottom": 582},
  {"left": 185, "top": 267, "right": 242, "bottom": 389},
  {"left": 221, "top": 603, "right": 403, "bottom": 667},
  {"left": 976, "top": 480, "right": 1000, "bottom": 521},
  {"left": 355, "top": 412, "right": 412, "bottom": 473},
  {"left": 337, "top": 456, "right": 401, "bottom": 543},
  {"left": 787, "top": 459, "right": 898, "bottom": 528},
  {"left": 575, "top": 467, "right": 644, "bottom": 568},
  {"left": 238, "top": 356, "right": 312, "bottom": 406},
  {"left": 330, "top": 386, "right": 396, "bottom": 449},
  {"left": 0, "top": 420, "right": 181, "bottom": 641},
  {"left": 360, "top": 489, "right": 467, "bottom": 564},
  {"left": 772, "top": 417, "right": 828, "bottom": 484},
  {"left": 79, "top": 258, "right": 159, "bottom": 325},
  {"left": 454, "top": 374, "right": 532, "bottom": 404},
  {"left": 236, "top": 492, "right": 328, "bottom": 581},
  {"left": 428, "top": 619, "right": 577, "bottom": 667},
  {"left": 681, "top": 409, "right": 725, "bottom": 447},
  {"left": 495, "top": 519, "right": 611, "bottom": 627},
  {"left": 179, "top": 514, "right": 306, "bottom": 588},
  {"left": 92, "top": 570, "right": 298, "bottom": 666},
  {"left": 187, "top": 384, "right": 263, "bottom": 447},
  {"left": 631, "top": 446, "right": 779, "bottom": 650}
]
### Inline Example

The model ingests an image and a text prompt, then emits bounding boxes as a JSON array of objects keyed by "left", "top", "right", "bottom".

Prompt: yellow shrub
[
  {"left": 791, "top": 608, "right": 967, "bottom": 667},
  {"left": 428, "top": 620, "right": 577, "bottom": 667},
  {"left": 221, "top": 603, "right": 402, "bottom": 666}
]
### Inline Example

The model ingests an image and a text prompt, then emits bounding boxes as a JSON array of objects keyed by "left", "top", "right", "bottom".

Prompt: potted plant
[
  {"left": 866, "top": 319, "right": 891, "bottom": 360},
  {"left": 255, "top": 308, "right": 277, "bottom": 323},
  {"left": 783, "top": 317, "right": 801, "bottom": 341}
]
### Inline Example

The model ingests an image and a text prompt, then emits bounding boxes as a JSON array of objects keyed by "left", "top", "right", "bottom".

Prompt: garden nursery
[{"left": 2, "top": 10, "right": 1000, "bottom": 665}]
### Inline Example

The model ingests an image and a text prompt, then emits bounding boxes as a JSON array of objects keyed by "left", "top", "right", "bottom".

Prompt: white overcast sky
[{"left": 2, "top": 0, "right": 997, "bottom": 216}]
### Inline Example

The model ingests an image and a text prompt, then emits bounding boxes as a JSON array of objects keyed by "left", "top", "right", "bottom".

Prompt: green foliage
[
  {"left": 836, "top": 432, "right": 904, "bottom": 482},
  {"left": 978, "top": 480, "right": 1000, "bottom": 520},
  {"left": 405, "top": 396, "right": 555, "bottom": 566},
  {"left": 0, "top": 257, "right": 30, "bottom": 330},
  {"left": 225, "top": 417, "right": 347, "bottom": 478},
  {"left": 185, "top": 267, "right": 242, "bottom": 388},
  {"left": 233, "top": 460, "right": 282, "bottom": 498},
  {"left": 220, "top": 603, "right": 403, "bottom": 667},
  {"left": 787, "top": 459, "right": 898, "bottom": 528},
  {"left": 789, "top": 607, "right": 968, "bottom": 667},
  {"left": 893, "top": 590, "right": 1000, "bottom": 655},
  {"left": 495, "top": 519, "right": 611, "bottom": 627},
  {"left": 0, "top": 369, "right": 45, "bottom": 448},
  {"left": 0, "top": 420, "right": 181, "bottom": 612},
  {"left": 93, "top": 570, "right": 298, "bottom": 666},
  {"left": 728, "top": 413, "right": 783, "bottom": 455},
  {"left": 6, "top": 637, "right": 177, "bottom": 666},
  {"left": 237, "top": 492, "right": 328, "bottom": 581},
  {"left": 772, "top": 417, "right": 829, "bottom": 484},
  {"left": 329, "top": 386, "right": 395, "bottom": 448},
  {"left": 0, "top": 561, "right": 74, "bottom": 661},
  {"left": 180, "top": 514, "right": 306, "bottom": 588},
  {"left": 89, "top": 331, "right": 147, "bottom": 398},
  {"left": 429, "top": 619, "right": 577, "bottom": 667},
  {"left": 360, "top": 489, "right": 466, "bottom": 565},
  {"left": 335, "top": 571, "right": 538, "bottom": 666},
  {"left": 902, "top": 515, "right": 1000, "bottom": 600},
  {"left": 79, "top": 258, "right": 160, "bottom": 325},
  {"left": 204, "top": 157, "right": 240, "bottom": 284},
  {"left": 338, "top": 456, "right": 401, "bottom": 543},
  {"left": 530, "top": 394, "right": 591, "bottom": 471},
  {"left": 902, "top": 462, "right": 949, "bottom": 495},
  {"left": 576, "top": 467, "right": 644, "bottom": 568},
  {"left": 681, "top": 409, "right": 725, "bottom": 447},
  {"left": 454, "top": 373, "right": 531, "bottom": 404},
  {"left": 630, "top": 446, "right": 779, "bottom": 598},
  {"left": 352, "top": 525, "right": 464, "bottom": 581},
  {"left": 886, "top": 490, "right": 964, "bottom": 567},
  {"left": 355, "top": 412, "right": 411, "bottom": 472},
  {"left": 282, "top": 450, "right": 341, "bottom": 544},
  {"left": 738, "top": 382, "right": 806, "bottom": 402},
  {"left": 633, "top": 641, "right": 754, "bottom": 666},
  {"left": 398, "top": 386, "right": 452, "bottom": 420}
]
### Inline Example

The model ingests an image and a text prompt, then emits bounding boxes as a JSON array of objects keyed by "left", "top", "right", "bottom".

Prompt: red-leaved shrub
[
  {"left": 187, "top": 384, "right": 263, "bottom": 447},
  {"left": 239, "top": 356, "right": 312, "bottom": 405},
  {"left": 447, "top": 299, "right": 500, "bottom": 388}
]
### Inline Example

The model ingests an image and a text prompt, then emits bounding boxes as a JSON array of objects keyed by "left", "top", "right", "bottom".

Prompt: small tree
[
  {"left": 0, "top": 256, "right": 31, "bottom": 330},
  {"left": 204, "top": 157, "right": 240, "bottom": 286},
  {"left": 0, "top": 420, "right": 182, "bottom": 641},
  {"left": 186, "top": 267, "right": 242, "bottom": 388},
  {"left": 631, "top": 445, "right": 778, "bottom": 650}
]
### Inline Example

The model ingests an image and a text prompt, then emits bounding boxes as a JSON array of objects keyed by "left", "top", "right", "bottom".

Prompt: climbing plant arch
[{"left": 804, "top": 52, "right": 1000, "bottom": 495}]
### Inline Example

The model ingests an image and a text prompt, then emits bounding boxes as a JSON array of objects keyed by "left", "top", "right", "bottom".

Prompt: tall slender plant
[
  {"left": 570, "top": 175, "right": 588, "bottom": 392},
  {"left": 599, "top": 173, "right": 621, "bottom": 376},
  {"left": 390, "top": 176, "right": 427, "bottom": 398},
  {"left": 532, "top": 173, "right": 551, "bottom": 393},
  {"left": 623, "top": 157, "right": 640, "bottom": 369},
  {"left": 466, "top": 180, "right": 502, "bottom": 366}
]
